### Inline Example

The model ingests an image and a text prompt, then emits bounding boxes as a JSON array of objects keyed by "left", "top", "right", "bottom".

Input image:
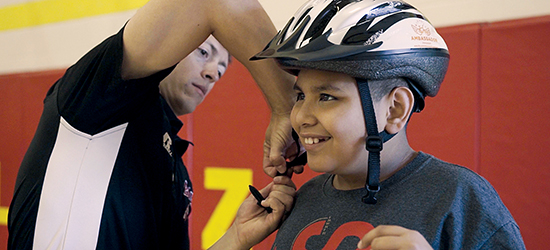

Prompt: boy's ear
[{"left": 384, "top": 86, "right": 415, "bottom": 134}]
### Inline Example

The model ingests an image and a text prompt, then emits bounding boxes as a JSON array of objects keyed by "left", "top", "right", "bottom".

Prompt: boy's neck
[
  {"left": 379, "top": 133, "right": 417, "bottom": 181},
  {"left": 379, "top": 147, "right": 417, "bottom": 182},
  {"left": 332, "top": 134, "right": 417, "bottom": 190}
]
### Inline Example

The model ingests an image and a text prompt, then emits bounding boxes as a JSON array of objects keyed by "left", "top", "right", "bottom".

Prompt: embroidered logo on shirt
[
  {"left": 163, "top": 132, "right": 172, "bottom": 156},
  {"left": 183, "top": 180, "right": 193, "bottom": 220}
]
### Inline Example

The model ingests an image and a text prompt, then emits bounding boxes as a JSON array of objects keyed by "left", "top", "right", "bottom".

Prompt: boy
[{"left": 253, "top": 0, "right": 526, "bottom": 249}]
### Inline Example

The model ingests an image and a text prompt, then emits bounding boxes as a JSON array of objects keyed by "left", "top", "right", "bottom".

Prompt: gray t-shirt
[{"left": 272, "top": 152, "right": 525, "bottom": 250}]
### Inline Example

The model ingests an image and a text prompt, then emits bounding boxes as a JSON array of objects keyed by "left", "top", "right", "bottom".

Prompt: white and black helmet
[
  {"left": 252, "top": 0, "right": 450, "bottom": 204},
  {"left": 252, "top": 0, "right": 449, "bottom": 100}
]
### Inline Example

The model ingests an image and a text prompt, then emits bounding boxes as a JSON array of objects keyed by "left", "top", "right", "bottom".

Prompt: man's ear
[{"left": 384, "top": 86, "right": 415, "bottom": 134}]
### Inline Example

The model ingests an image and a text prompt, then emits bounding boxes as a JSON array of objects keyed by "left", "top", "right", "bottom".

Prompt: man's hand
[
  {"left": 357, "top": 225, "right": 433, "bottom": 250},
  {"left": 263, "top": 113, "right": 305, "bottom": 178},
  {"left": 209, "top": 176, "right": 296, "bottom": 250}
]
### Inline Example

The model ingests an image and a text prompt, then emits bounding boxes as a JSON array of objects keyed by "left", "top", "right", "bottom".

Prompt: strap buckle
[{"left": 362, "top": 184, "right": 380, "bottom": 204}]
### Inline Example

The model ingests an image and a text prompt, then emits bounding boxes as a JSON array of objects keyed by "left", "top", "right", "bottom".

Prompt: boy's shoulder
[
  {"left": 412, "top": 152, "right": 507, "bottom": 206},
  {"left": 388, "top": 152, "right": 502, "bottom": 202},
  {"left": 414, "top": 152, "right": 489, "bottom": 185}
]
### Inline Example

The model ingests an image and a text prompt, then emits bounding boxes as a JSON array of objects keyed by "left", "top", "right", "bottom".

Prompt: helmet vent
[
  {"left": 335, "top": 0, "right": 360, "bottom": 10},
  {"left": 303, "top": 2, "right": 337, "bottom": 44},
  {"left": 293, "top": 7, "right": 313, "bottom": 32}
]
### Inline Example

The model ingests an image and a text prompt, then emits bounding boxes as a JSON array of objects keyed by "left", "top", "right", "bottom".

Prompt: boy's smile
[
  {"left": 301, "top": 133, "right": 331, "bottom": 152},
  {"left": 303, "top": 136, "right": 330, "bottom": 145},
  {"left": 291, "top": 69, "right": 370, "bottom": 183}
]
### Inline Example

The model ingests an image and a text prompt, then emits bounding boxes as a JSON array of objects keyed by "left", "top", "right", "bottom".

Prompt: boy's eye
[
  {"left": 296, "top": 92, "right": 305, "bottom": 101},
  {"left": 320, "top": 94, "right": 335, "bottom": 101}
]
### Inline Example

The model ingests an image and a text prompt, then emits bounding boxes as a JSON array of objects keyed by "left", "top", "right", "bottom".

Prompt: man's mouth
[{"left": 192, "top": 83, "right": 207, "bottom": 96}]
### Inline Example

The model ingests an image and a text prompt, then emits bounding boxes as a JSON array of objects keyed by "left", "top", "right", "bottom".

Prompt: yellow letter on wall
[
  {"left": 202, "top": 167, "right": 252, "bottom": 249},
  {"left": 0, "top": 162, "right": 7, "bottom": 225}
]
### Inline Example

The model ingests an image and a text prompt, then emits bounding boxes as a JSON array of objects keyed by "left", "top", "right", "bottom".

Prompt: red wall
[
  {"left": 479, "top": 17, "right": 550, "bottom": 247},
  {"left": 0, "top": 16, "right": 548, "bottom": 249}
]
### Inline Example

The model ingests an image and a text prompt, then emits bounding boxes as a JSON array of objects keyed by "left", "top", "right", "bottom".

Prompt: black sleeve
[{"left": 53, "top": 26, "right": 175, "bottom": 135}]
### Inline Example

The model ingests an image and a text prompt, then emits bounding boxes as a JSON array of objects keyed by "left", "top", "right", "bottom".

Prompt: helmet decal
[
  {"left": 363, "top": 1, "right": 413, "bottom": 20},
  {"left": 342, "top": 12, "right": 425, "bottom": 45}
]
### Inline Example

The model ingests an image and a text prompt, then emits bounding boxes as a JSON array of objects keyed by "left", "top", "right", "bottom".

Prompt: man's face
[
  {"left": 160, "top": 36, "right": 229, "bottom": 116},
  {"left": 291, "top": 69, "right": 369, "bottom": 178}
]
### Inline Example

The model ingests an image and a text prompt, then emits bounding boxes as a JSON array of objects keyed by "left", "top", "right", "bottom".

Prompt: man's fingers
[
  {"left": 272, "top": 175, "right": 296, "bottom": 189},
  {"left": 263, "top": 138, "right": 288, "bottom": 177},
  {"left": 259, "top": 176, "right": 296, "bottom": 214},
  {"left": 263, "top": 113, "right": 298, "bottom": 178},
  {"left": 263, "top": 157, "right": 281, "bottom": 177},
  {"left": 292, "top": 165, "right": 304, "bottom": 174},
  {"left": 262, "top": 188, "right": 295, "bottom": 215}
]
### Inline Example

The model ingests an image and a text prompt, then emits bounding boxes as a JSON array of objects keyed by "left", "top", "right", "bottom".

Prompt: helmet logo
[
  {"left": 411, "top": 22, "right": 431, "bottom": 36},
  {"left": 411, "top": 21, "right": 438, "bottom": 44}
]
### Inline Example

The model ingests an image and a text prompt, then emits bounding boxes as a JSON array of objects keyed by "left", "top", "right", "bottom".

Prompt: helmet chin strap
[{"left": 356, "top": 79, "right": 396, "bottom": 205}]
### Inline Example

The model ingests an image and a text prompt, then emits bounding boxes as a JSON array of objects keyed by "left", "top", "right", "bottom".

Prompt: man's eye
[
  {"left": 320, "top": 94, "right": 335, "bottom": 101},
  {"left": 198, "top": 48, "right": 208, "bottom": 57},
  {"left": 296, "top": 92, "right": 305, "bottom": 101}
]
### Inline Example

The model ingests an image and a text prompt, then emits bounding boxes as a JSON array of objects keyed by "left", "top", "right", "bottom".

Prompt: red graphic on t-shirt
[{"left": 291, "top": 219, "right": 374, "bottom": 249}]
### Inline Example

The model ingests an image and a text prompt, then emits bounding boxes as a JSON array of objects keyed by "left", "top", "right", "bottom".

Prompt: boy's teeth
[{"left": 305, "top": 137, "right": 322, "bottom": 145}]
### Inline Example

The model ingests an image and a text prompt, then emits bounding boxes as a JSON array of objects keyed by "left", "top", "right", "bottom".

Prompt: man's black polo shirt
[{"left": 8, "top": 27, "right": 193, "bottom": 250}]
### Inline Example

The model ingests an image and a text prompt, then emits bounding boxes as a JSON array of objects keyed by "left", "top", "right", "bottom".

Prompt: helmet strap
[{"left": 356, "top": 79, "right": 396, "bottom": 205}]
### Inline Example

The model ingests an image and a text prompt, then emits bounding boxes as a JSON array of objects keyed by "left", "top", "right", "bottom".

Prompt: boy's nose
[{"left": 294, "top": 102, "right": 317, "bottom": 127}]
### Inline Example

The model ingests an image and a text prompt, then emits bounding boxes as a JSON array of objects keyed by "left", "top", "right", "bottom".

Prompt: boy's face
[
  {"left": 291, "top": 69, "right": 369, "bottom": 178},
  {"left": 160, "top": 36, "right": 229, "bottom": 116}
]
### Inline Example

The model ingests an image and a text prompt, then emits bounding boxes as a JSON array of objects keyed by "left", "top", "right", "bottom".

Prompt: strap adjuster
[{"left": 365, "top": 135, "right": 383, "bottom": 152}]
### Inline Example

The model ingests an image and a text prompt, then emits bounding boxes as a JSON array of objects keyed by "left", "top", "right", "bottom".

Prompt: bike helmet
[{"left": 252, "top": 0, "right": 449, "bottom": 204}]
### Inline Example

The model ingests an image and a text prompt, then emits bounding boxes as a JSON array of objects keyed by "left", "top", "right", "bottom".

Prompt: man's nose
[{"left": 202, "top": 63, "right": 219, "bottom": 83}]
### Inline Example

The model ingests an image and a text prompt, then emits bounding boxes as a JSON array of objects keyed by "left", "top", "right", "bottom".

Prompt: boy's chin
[{"left": 306, "top": 162, "right": 335, "bottom": 174}]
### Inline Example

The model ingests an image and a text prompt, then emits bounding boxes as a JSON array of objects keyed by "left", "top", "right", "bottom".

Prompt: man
[{"left": 8, "top": 0, "right": 299, "bottom": 249}]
